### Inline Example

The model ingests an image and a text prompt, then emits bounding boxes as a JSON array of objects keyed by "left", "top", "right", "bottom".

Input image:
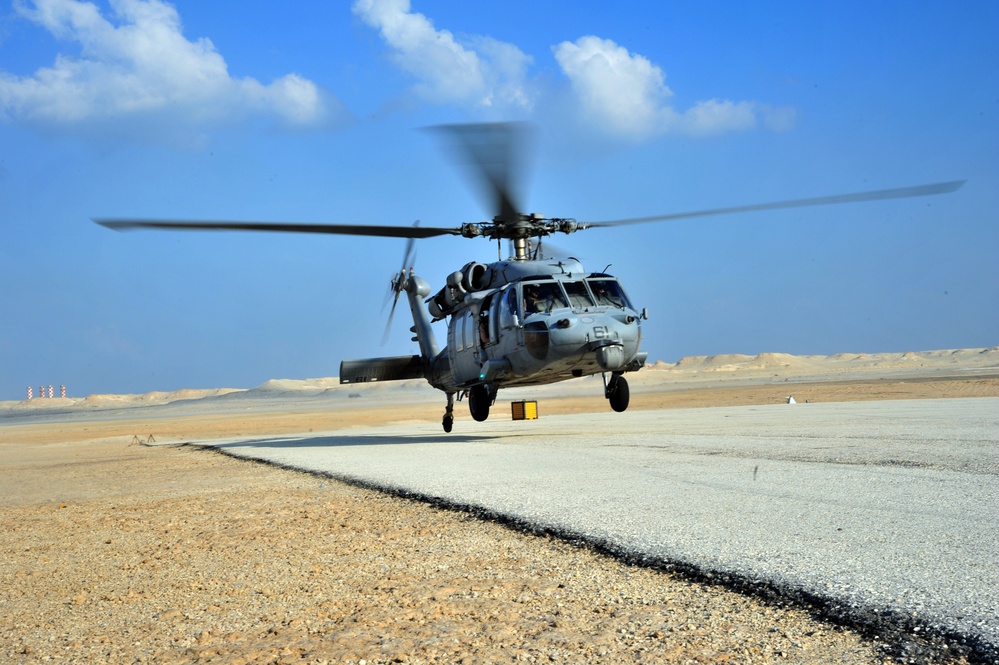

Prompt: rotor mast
[
  {"left": 512, "top": 236, "right": 528, "bottom": 260},
  {"left": 503, "top": 213, "right": 534, "bottom": 261}
]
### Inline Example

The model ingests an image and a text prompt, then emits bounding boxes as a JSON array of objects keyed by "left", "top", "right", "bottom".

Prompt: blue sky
[{"left": 1, "top": 0, "right": 996, "bottom": 399}]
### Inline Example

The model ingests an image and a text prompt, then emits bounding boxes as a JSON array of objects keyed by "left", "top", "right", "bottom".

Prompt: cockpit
[{"left": 518, "top": 276, "right": 633, "bottom": 316}]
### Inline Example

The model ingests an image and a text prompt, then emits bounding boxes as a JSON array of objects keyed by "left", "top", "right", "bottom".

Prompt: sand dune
[{"left": 662, "top": 347, "right": 998, "bottom": 373}]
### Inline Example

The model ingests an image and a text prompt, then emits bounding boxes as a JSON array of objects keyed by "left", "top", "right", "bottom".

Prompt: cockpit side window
[
  {"left": 587, "top": 279, "right": 631, "bottom": 309},
  {"left": 505, "top": 287, "right": 517, "bottom": 315},
  {"left": 563, "top": 280, "right": 594, "bottom": 308},
  {"left": 498, "top": 287, "right": 517, "bottom": 329},
  {"left": 522, "top": 281, "right": 568, "bottom": 314}
]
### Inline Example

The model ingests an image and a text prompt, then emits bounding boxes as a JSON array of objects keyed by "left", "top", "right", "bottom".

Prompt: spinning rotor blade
[
  {"left": 94, "top": 219, "right": 461, "bottom": 239},
  {"left": 382, "top": 221, "right": 419, "bottom": 345},
  {"left": 428, "top": 122, "right": 534, "bottom": 224},
  {"left": 399, "top": 226, "right": 418, "bottom": 273},
  {"left": 382, "top": 289, "right": 403, "bottom": 346},
  {"left": 581, "top": 180, "right": 966, "bottom": 229}
]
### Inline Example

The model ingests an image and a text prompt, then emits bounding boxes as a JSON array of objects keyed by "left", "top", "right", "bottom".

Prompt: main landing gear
[
  {"left": 443, "top": 392, "right": 455, "bottom": 433},
  {"left": 604, "top": 373, "right": 630, "bottom": 412},
  {"left": 468, "top": 383, "right": 496, "bottom": 422}
]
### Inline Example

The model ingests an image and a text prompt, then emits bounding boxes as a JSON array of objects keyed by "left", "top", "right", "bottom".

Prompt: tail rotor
[{"left": 381, "top": 222, "right": 419, "bottom": 344}]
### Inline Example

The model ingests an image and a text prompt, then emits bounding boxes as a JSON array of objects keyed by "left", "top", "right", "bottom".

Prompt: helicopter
[{"left": 96, "top": 123, "right": 964, "bottom": 432}]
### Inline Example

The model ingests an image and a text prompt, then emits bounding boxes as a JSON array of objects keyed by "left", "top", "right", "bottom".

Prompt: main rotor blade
[
  {"left": 94, "top": 219, "right": 462, "bottom": 239},
  {"left": 428, "top": 122, "right": 534, "bottom": 223},
  {"left": 581, "top": 180, "right": 966, "bottom": 229}
]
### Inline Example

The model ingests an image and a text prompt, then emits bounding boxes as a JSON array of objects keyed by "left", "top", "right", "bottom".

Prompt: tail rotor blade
[
  {"left": 381, "top": 221, "right": 420, "bottom": 345},
  {"left": 400, "top": 221, "right": 419, "bottom": 272},
  {"left": 382, "top": 289, "right": 402, "bottom": 345}
]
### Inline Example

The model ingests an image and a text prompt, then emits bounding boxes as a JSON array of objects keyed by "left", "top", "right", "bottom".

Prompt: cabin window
[
  {"left": 462, "top": 311, "right": 476, "bottom": 350},
  {"left": 522, "top": 281, "right": 567, "bottom": 314},
  {"left": 479, "top": 294, "right": 494, "bottom": 345},
  {"left": 454, "top": 313, "right": 465, "bottom": 352},
  {"left": 587, "top": 278, "right": 632, "bottom": 309},
  {"left": 563, "top": 280, "right": 594, "bottom": 308}
]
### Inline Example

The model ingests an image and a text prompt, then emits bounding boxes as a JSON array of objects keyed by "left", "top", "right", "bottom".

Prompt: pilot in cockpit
[
  {"left": 524, "top": 285, "right": 545, "bottom": 313},
  {"left": 592, "top": 281, "right": 625, "bottom": 308}
]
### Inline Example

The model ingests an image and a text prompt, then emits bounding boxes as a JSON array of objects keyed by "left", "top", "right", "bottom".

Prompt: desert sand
[{"left": 1, "top": 348, "right": 996, "bottom": 663}]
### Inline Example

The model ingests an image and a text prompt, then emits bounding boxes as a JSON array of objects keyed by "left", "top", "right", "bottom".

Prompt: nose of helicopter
[{"left": 546, "top": 311, "right": 641, "bottom": 369}]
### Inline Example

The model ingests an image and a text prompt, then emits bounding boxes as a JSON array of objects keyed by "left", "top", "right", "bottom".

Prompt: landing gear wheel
[
  {"left": 442, "top": 392, "right": 455, "bottom": 433},
  {"left": 607, "top": 375, "right": 630, "bottom": 413},
  {"left": 468, "top": 384, "right": 492, "bottom": 422}
]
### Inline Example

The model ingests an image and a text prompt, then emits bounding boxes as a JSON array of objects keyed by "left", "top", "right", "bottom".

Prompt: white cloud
[
  {"left": 470, "top": 36, "right": 533, "bottom": 110},
  {"left": 682, "top": 98, "right": 758, "bottom": 136},
  {"left": 352, "top": 2, "right": 792, "bottom": 141},
  {"left": 553, "top": 36, "right": 794, "bottom": 140},
  {"left": 352, "top": 0, "right": 533, "bottom": 111},
  {"left": 553, "top": 36, "right": 675, "bottom": 139},
  {"left": 0, "top": 0, "right": 344, "bottom": 139}
]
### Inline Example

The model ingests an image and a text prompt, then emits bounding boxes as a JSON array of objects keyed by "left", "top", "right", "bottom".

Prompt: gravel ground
[{"left": 1, "top": 442, "right": 892, "bottom": 665}]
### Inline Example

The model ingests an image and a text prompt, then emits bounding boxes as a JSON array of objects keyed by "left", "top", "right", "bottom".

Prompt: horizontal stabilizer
[{"left": 339, "top": 355, "right": 425, "bottom": 384}]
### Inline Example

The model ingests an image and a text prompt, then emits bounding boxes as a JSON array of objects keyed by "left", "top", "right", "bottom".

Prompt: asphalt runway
[{"left": 203, "top": 397, "right": 999, "bottom": 652}]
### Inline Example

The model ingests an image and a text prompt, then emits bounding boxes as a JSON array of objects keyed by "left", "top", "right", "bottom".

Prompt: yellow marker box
[{"left": 511, "top": 400, "right": 538, "bottom": 420}]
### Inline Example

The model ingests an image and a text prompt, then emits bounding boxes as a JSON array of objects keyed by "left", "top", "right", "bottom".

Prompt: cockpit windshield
[
  {"left": 587, "top": 278, "right": 632, "bottom": 309},
  {"left": 563, "top": 280, "right": 594, "bottom": 308},
  {"left": 522, "top": 281, "right": 568, "bottom": 314}
]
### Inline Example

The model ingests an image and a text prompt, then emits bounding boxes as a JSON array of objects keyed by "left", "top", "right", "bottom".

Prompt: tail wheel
[
  {"left": 607, "top": 375, "right": 630, "bottom": 412},
  {"left": 468, "top": 384, "right": 492, "bottom": 422}
]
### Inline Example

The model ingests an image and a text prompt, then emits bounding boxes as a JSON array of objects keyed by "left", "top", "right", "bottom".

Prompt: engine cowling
[
  {"left": 429, "top": 263, "right": 494, "bottom": 319},
  {"left": 461, "top": 262, "right": 491, "bottom": 292},
  {"left": 428, "top": 271, "right": 467, "bottom": 319}
]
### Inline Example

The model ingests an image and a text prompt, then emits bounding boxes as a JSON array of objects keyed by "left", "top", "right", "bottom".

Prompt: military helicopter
[{"left": 96, "top": 123, "right": 963, "bottom": 432}]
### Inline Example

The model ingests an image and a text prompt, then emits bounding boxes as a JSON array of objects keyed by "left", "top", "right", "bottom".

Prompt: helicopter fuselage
[
  {"left": 340, "top": 256, "right": 647, "bottom": 429},
  {"left": 431, "top": 258, "right": 646, "bottom": 391}
]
